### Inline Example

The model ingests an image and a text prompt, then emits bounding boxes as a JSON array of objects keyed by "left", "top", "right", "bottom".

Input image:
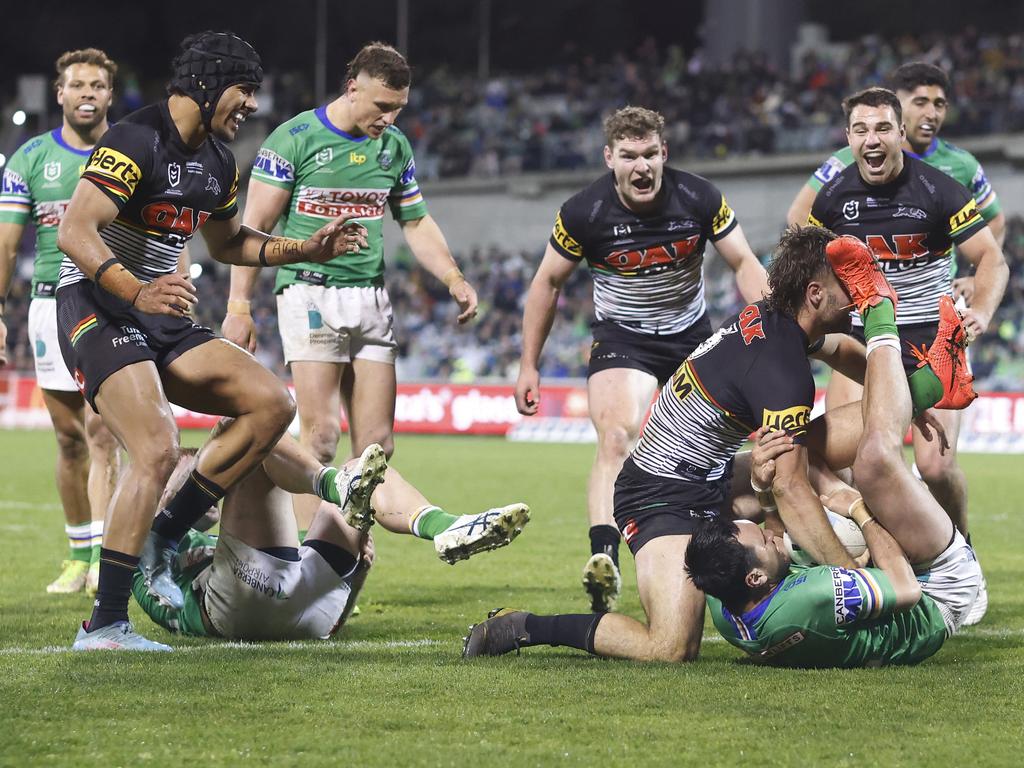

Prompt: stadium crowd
[{"left": 4, "top": 219, "right": 1023, "bottom": 389}]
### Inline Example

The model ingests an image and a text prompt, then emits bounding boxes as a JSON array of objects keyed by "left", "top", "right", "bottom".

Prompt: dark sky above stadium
[{"left": 3, "top": 0, "right": 1020, "bottom": 93}]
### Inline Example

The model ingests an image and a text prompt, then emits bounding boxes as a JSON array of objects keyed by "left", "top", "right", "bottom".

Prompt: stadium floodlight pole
[{"left": 315, "top": 0, "right": 327, "bottom": 103}]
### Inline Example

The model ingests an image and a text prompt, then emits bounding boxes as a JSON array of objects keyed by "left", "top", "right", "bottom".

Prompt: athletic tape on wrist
[{"left": 442, "top": 267, "right": 465, "bottom": 288}]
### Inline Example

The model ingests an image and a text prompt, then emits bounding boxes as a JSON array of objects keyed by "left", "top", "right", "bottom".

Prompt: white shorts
[
  {"left": 277, "top": 284, "right": 397, "bottom": 365},
  {"left": 28, "top": 297, "right": 78, "bottom": 392},
  {"left": 917, "top": 530, "right": 982, "bottom": 635},
  {"left": 201, "top": 531, "right": 353, "bottom": 640}
]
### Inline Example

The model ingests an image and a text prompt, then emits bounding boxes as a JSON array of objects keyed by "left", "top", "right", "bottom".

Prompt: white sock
[{"left": 866, "top": 335, "right": 900, "bottom": 357}]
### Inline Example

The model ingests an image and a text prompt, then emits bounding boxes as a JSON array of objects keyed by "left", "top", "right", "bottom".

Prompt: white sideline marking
[{"left": 0, "top": 500, "right": 61, "bottom": 511}]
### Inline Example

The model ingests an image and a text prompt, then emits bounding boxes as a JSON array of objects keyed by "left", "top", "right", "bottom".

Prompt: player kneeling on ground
[{"left": 684, "top": 239, "right": 982, "bottom": 668}]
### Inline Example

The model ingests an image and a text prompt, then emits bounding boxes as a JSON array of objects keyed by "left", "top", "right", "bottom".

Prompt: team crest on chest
[
  {"left": 377, "top": 149, "right": 393, "bottom": 170},
  {"left": 842, "top": 200, "right": 860, "bottom": 220},
  {"left": 205, "top": 174, "right": 221, "bottom": 196},
  {"left": 43, "top": 161, "right": 62, "bottom": 181},
  {"left": 315, "top": 148, "right": 333, "bottom": 166},
  {"left": 168, "top": 163, "right": 181, "bottom": 187}
]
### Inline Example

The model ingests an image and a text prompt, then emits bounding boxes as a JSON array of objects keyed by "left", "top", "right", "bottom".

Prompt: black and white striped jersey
[
  {"left": 809, "top": 154, "right": 985, "bottom": 326},
  {"left": 631, "top": 302, "right": 815, "bottom": 484},
  {"left": 548, "top": 168, "right": 738, "bottom": 334},
  {"left": 59, "top": 101, "right": 239, "bottom": 288}
]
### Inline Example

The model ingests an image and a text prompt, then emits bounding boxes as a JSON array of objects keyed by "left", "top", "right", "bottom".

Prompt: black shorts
[
  {"left": 613, "top": 457, "right": 728, "bottom": 556},
  {"left": 588, "top": 314, "right": 713, "bottom": 386},
  {"left": 56, "top": 280, "right": 216, "bottom": 410},
  {"left": 851, "top": 322, "right": 937, "bottom": 375}
]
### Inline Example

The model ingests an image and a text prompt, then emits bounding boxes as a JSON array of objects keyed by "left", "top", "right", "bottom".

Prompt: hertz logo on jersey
[
  {"left": 762, "top": 405, "right": 810, "bottom": 437},
  {"left": 552, "top": 212, "right": 582, "bottom": 258},
  {"left": 84, "top": 147, "right": 142, "bottom": 202},
  {"left": 948, "top": 199, "right": 981, "bottom": 238}
]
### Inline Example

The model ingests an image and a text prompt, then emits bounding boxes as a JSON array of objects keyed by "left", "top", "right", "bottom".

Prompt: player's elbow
[{"left": 893, "top": 578, "right": 922, "bottom": 612}]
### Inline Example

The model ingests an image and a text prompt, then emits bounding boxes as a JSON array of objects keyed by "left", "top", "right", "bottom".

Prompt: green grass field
[{"left": 1, "top": 430, "right": 1022, "bottom": 767}]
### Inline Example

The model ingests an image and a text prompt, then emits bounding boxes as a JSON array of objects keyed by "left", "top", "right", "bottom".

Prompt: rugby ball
[{"left": 783, "top": 508, "right": 866, "bottom": 566}]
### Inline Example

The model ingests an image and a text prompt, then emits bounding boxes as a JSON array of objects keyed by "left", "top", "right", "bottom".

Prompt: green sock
[
  {"left": 412, "top": 506, "right": 459, "bottom": 540},
  {"left": 315, "top": 467, "right": 340, "bottom": 505},
  {"left": 298, "top": 529, "right": 308, "bottom": 544},
  {"left": 909, "top": 364, "right": 944, "bottom": 416},
  {"left": 861, "top": 299, "right": 897, "bottom": 341},
  {"left": 89, "top": 543, "right": 101, "bottom": 566},
  {"left": 69, "top": 547, "right": 91, "bottom": 564}
]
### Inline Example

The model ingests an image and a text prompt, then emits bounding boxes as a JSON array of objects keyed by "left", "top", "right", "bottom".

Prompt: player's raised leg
[{"left": 585, "top": 367, "right": 659, "bottom": 611}]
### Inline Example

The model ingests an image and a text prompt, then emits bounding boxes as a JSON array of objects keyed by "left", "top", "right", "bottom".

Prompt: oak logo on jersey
[
  {"left": 603, "top": 235, "right": 700, "bottom": 273},
  {"left": 43, "top": 161, "right": 62, "bottom": 182},
  {"left": 552, "top": 212, "right": 582, "bottom": 258},
  {"left": 761, "top": 405, "right": 810, "bottom": 436},
  {"left": 865, "top": 233, "right": 929, "bottom": 260},
  {"left": 141, "top": 202, "right": 211, "bottom": 236},
  {"left": 85, "top": 147, "right": 142, "bottom": 193},
  {"left": 738, "top": 304, "right": 765, "bottom": 345}
]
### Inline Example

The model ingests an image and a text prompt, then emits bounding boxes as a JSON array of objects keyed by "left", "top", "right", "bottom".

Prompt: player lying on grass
[
  {"left": 684, "top": 238, "right": 982, "bottom": 668},
  {"left": 462, "top": 230, "right": 971, "bottom": 662},
  {"left": 77, "top": 421, "right": 528, "bottom": 649}
]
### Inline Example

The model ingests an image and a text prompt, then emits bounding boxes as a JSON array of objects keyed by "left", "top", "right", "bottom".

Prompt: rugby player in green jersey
[
  {"left": 0, "top": 49, "right": 122, "bottom": 595},
  {"left": 222, "top": 43, "right": 490, "bottom": 548},
  {"left": 685, "top": 239, "right": 982, "bottom": 668},
  {"left": 786, "top": 66, "right": 1008, "bottom": 625}
]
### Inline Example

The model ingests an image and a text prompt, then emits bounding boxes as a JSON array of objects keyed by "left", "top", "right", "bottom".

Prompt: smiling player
[{"left": 514, "top": 106, "right": 768, "bottom": 612}]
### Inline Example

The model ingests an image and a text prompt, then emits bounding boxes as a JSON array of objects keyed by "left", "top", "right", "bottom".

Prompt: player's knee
[
  {"left": 647, "top": 636, "right": 700, "bottom": 663},
  {"left": 256, "top": 385, "right": 297, "bottom": 437},
  {"left": 134, "top": 440, "right": 180, "bottom": 487},
  {"left": 854, "top": 430, "right": 902, "bottom": 486},
  {"left": 54, "top": 428, "right": 89, "bottom": 463},
  {"left": 307, "top": 422, "right": 342, "bottom": 464},
  {"left": 914, "top": 452, "right": 959, "bottom": 486},
  {"left": 85, "top": 424, "right": 121, "bottom": 462},
  {"left": 597, "top": 424, "right": 636, "bottom": 462}
]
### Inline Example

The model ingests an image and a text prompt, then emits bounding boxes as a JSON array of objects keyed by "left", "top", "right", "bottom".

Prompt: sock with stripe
[
  {"left": 314, "top": 467, "right": 341, "bottom": 505},
  {"left": 66, "top": 522, "right": 92, "bottom": 563},
  {"left": 88, "top": 520, "right": 104, "bottom": 565},
  {"left": 88, "top": 548, "right": 140, "bottom": 630},
  {"left": 151, "top": 470, "right": 226, "bottom": 546},
  {"left": 409, "top": 506, "right": 459, "bottom": 540},
  {"left": 589, "top": 524, "right": 621, "bottom": 568}
]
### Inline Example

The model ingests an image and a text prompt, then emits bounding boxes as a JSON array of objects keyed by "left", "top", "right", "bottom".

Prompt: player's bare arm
[
  {"left": 955, "top": 225, "right": 1009, "bottom": 339},
  {"left": 786, "top": 183, "right": 817, "bottom": 229},
  {"left": 57, "top": 180, "right": 197, "bottom": 317},
  {"left": 770, "top": 442, "right": 857, "bottom": 568},
  {"left": 809, "top": 334, "right": 866, "bottom": 385},
  {"left": 822, "top": 489, "right": 922, "bottom": 610},
  {"left": 712, "top": 224, "right": 769, "bottom": 302},
  {"left": 398, "top": 213, "right": 478, "bottom": 324},
  {"left": 0, "top": 220, "right": 26, "bottom": 366},
  {"left": 515, "top": 244, "right": 578, "bottom": 415},
  {"left": 199, "top": 211, "right": 368, "bottom": 268},
  {"left": 222, "top": 178, "right": 292, "bottom": 352}
]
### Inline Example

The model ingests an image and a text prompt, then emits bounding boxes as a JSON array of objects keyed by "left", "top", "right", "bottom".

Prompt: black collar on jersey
[{"left": 170, "top": 31, "right": 263, "bottom": 130}]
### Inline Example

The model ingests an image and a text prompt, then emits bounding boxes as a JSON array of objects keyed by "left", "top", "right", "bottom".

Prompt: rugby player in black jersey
[
  {"left": 56, "top": 31, "right": 368, "bottom": 651},
  {"left": 514, "top": 107, "right": 768, "bottom": 613},
  {"left": 808, "top": 88, "right": 1007, "bottom": 624},
  {"left": 470, "top": 226, "right": 974, "bottom": 662}
]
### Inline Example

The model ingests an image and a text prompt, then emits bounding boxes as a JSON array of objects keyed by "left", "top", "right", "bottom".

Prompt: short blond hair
[
  {"left": 54, "top": 48, "right": 117, "bottom": 90},
  {"left": 603, "top": 106, "right": 665, "bottom": 147}
]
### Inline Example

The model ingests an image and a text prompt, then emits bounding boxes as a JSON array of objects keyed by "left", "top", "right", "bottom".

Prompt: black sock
[
  {"left": 152, "top": 470, "right": 226, "bottom": 545},
  {"left": 524, "top": 613, "right": 603, "bottom": 653},
  {"left": 88, "top": 548, "right": 140, "bottom": 631},
  {"left": 304, "top": 539, "right": 359, "bottom": 579},
  {"left": 589, "top": 524, "right": 621, "bottom": 568}
]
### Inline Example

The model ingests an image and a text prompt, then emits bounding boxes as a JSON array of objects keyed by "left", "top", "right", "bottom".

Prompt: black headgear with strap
[{"left": 170, "top": 31, "right": 263, "bottom": 129}]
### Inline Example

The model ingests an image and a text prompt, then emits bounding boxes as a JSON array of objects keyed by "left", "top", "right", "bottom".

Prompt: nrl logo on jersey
[
  {"left": 167, "top": 163, "right": 181, "bottom": 187},
  {"left": 843, "top": 200, "right": 859, "bottom": 220},
  {"left": 43, "top": 161, "right": 62, "bottom": 182},
  {"left": 315, "top": 148, "right": 333, "bottom": 166}
]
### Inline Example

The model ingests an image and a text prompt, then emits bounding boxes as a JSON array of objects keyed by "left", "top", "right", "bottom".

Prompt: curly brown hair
[
  {"left": 764, "top": 225, "right": 837, "bottom": 318},
  {"left": 54, "top": 48, "right": 117, "bottom": 90},
  {"left": 603, "top": 106, "right": 665, "bottom": 147},
  {"left": 345, "top": 42, "right": 410, "bottom": 90}
]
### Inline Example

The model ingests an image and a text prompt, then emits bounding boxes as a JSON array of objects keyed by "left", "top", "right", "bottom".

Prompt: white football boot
[
  {"left": 434, "top": 504, "right": 530, "bottom": 564},
  {"left": 335, "top": 444, "right": 388, "bottom": 532}
]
